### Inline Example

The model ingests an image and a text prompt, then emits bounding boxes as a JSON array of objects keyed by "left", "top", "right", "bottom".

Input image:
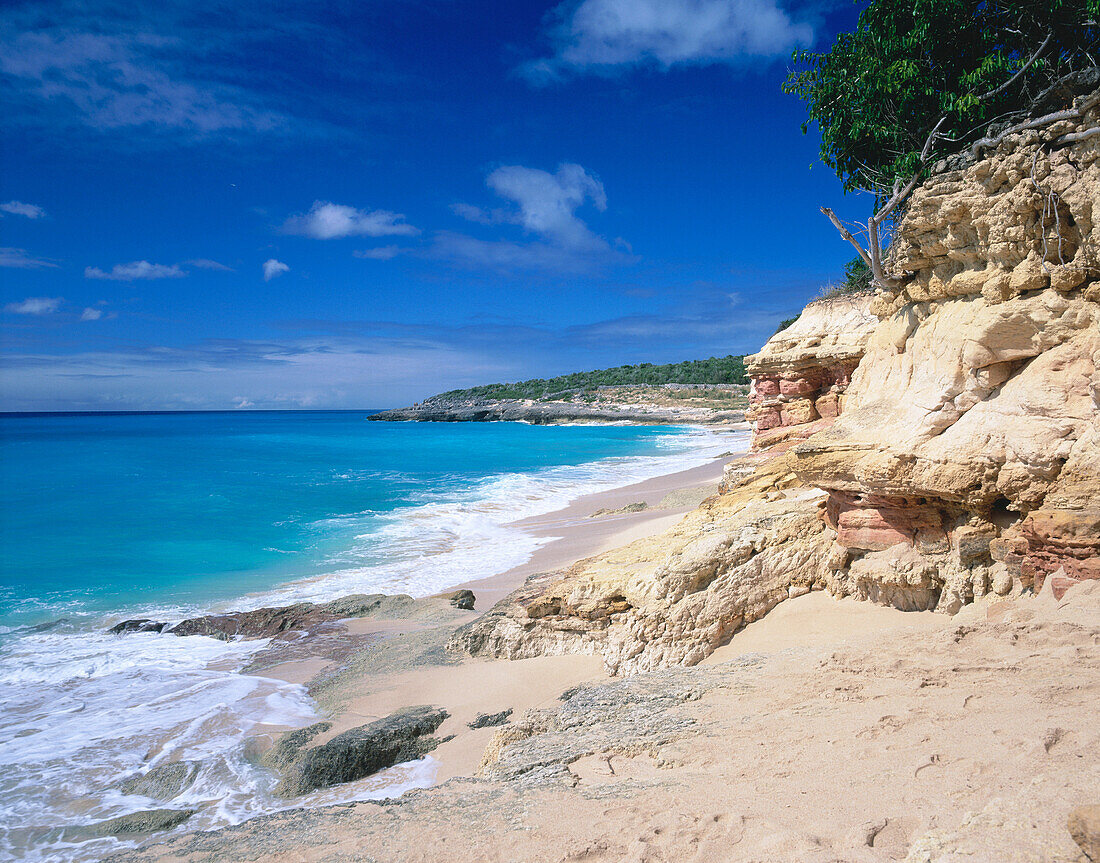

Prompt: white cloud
[
  {"left": 282, "top": 201, "right": 419, "bottom": 240},
  {"left": 0, "top": 337, "right": 509, "bottom": 411},
  {"left": 487, "top": 163, "right": 607, "bottom": 249},
  {"left": 0, "top": 247, "right": 58, "bottom": 269},
  {"left": 85, "top": 261, "right": 185, "bottom": 280},
  {"left": 186, "top": 258, "right": 234, "bottom": 271},
  {"left": 80, "top": 307, "right": 103, "bottom": 321},
  {"left": 263, "top": 258, "right": 290, "bottom": 281},
  {"left": 5, "top": 296, "right": 62, "bottom": 315},
  {"left": 0, "top": 200, "right": 46, "bottom": 219},
  {"left": 440, "top": 163, "right": 626, "bottom": 272},
  {"left": 353, "top": 246, "right": 405, "bottom": 260},
  {"left": 522, "top": 0, "right": 813, "bottom": 81}
]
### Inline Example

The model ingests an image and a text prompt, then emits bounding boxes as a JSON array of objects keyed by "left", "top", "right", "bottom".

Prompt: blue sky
[{"left": 1, "top": 0, "right": 870, "bottom": 410}]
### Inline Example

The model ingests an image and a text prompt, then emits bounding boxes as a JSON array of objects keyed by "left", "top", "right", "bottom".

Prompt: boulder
[
  {"left": 447, "top": 589, "right": 476, "bottom": 611},
  {"left": 1069, "top": 805, "right": 1100, "bottom": 862},
  {"left": 272, "top": 706, "right": 449, "bottom": 798},
  {"left": 119, "top": 761, "right": 200, "bottom": 801},
  {"left": 109, "top": 619, "right": 166, "bottom": 635},
  {"left": 80, "top": 808, "right": 194, "bottom": 838},
  {"left": 468, "top": 709, "right": 512, "bottom": 729}
]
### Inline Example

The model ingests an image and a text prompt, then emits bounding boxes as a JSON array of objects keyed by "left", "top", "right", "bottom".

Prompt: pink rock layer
[{"left": 746, "top": 360, "right": 859, "bottom": 450}]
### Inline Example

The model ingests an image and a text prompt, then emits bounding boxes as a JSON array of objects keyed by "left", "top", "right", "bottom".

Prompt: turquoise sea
[{"left": 0, "top": 411, "right": 746, "bottom": 862}]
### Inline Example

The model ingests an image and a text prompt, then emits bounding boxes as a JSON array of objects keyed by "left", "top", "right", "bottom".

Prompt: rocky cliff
[
  {"left": 796, "top": 91, "right": 1100, "bottom": 610},
  {"left": 453, "top": 93, "right": 1099, "bottom": 675},
  {"left": 745, "top": 293, "right": 878, "bottom": 451}
]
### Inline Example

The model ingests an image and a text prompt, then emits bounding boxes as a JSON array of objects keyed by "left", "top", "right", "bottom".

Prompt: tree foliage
[
  {"left": 435, "top": 355, "right": 748, "bottom": 402},
  {"left": 819, "top": 256, "right": 874, "bottom": 299},
  {"left": 784, "top": 0, "right": 1100, "bottom": 201}
]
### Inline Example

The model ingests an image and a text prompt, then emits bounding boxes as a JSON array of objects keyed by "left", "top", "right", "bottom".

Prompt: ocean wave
[{"left": 241, "top": 425, "right": 748, "bottom": 607}]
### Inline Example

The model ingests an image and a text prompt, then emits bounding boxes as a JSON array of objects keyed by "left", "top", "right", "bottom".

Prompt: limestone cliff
[
  {"left": 795, "top": 91, "right": 1100, "bottom": 609},
  {"left": 745, "top": 293, "right": 878, "bottom": 451},
  {"left": 453, "top": 92, "right": 1099, "bottom": 675}
]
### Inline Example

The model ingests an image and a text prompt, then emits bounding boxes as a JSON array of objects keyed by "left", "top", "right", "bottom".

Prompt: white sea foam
[
  {"left": 244, "top": 425, "right": 748, "bottom": 607},
  {"left": 0, "top": 423, "right": 748, "bottom": 862}
]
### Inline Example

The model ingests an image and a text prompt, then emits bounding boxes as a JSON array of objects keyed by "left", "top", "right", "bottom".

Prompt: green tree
[{"left": 785, "top": 0, "right": 1099, "bottom": 286}]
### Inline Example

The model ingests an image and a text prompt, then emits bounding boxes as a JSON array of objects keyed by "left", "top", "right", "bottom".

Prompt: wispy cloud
[
  {"left": 263, "top": 258, "right": 290, "bottom": 281},
  {"left": 0, "top": 247, "right": 58, "bottom": 269},
  {"left": 282, "top": 201, "right": 419, "bottom": 240},
  {"left": 185, "top": 258, "right": 234, "bottom": 271},
  {"left": 85, "top": 261, "right": 185, "bottom": 280},
  {"left": 0, "top": 200, "right": 46, "bottom": 219},
  {"left": 0, "top": 336, "right": 508, "bottom": 411},
  {"left": 521, "top": 0, "right": 813, "bottom": 82},
  {"left": 5, "top": 296, "right": 63, "bottom": 315},
  {"left": 80, "top": 307, "right": 103, "bottom": 321},
  {"left": 0, "top": 22, "right": 284, "bottom": 137},
  {"left": 439, "top": 163, "right": 627, "bottom": 272},
  {"left": 353, "top": 246, "right": 406, "bottom": 260}
]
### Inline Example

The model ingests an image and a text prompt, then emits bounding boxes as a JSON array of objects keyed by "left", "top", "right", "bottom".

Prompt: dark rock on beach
[
  {"left": 108, "top": 619, "right": 165, "bottom": 634},
  {"left": 448, "top": 589, "right": 476, "bottom": 611},
  {"left": 51, "top": 808, "right": 196, "bottom": 842},
  {"left": 467, "top": 708, "right": 512, "bottom": 729},
  {"left": 108, "top": 593, "right": 430, "bottom": 641},
  {"left": 261, "top": 721, "right": 333, "bottom": 772},
  {"left": 120, "top": 762, "right": 201, "bottom": 801},
  {"left": 272, "top": 705, "right": 449, "bottom": 798}
]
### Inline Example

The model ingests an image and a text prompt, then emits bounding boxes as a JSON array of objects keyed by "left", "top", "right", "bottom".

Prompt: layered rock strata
[
  {"left": 795, "top": 91, "right": 1100, "bottom": 607},
  {"left": 744, "top": 294, "right": 878, "bottom": 451}
]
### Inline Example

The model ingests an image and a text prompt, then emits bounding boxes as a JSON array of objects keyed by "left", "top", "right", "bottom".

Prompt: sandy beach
[{"left": 254, "top": 434, "right": 748, "bottom": 786}]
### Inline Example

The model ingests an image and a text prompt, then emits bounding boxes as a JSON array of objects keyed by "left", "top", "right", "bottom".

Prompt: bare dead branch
[
  {"left": 973, "top": 92, "right": 1100, "bottom": 155},
  {"left": 1052, "top": 124, "right": 1100, "bottom": 146},
  {"left": 872, "top": 115, "right": 949, "bottom": 225},
  {"left": 867, "top": 217, "right": 902, "bottom": 288},
  {"left": 821, "top": 207, "right": 873, "bottom": 269}
]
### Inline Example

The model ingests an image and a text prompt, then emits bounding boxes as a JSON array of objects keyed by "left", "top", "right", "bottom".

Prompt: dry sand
[{"left": 116, "top": 582, "right": 1100, "bottom": 863}]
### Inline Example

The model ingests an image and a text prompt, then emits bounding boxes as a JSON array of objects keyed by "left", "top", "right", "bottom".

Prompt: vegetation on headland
[
  {"left": 433, "top": 355, "right": 748, "bottom": 402},
  {"left": 784, "top": 0, "right": 1100, "bottom": 287}
]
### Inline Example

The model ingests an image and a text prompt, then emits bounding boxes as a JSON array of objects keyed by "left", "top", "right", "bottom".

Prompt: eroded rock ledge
[{"left": 796, "top": 92, "right": 1100, "bottom": 609}]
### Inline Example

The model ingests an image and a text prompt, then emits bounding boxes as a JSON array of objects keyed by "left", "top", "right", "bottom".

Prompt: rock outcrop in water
[
  {"left": 369, "top": 396, "right": 744, "bottom": 425},
  {"left": 452, "top": 91, "right": 1100, "bottom": 673}
]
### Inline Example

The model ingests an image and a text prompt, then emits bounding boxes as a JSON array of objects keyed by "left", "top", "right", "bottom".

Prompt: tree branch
[
  {"left": 977, "top": 33, "right": 1053, "bottom": 102},
  {"left": 1053, "top": 124, "right": 1100, "bottom": 146},
  {"left": 873, "top": 115, "right": 948, "bottom": 224},
  {"left": 820, "top": 207, "right": 873, "bottom": 269},
  {"left": 867, "top": 217, "right": 902, "bottom": 288},
  {"left": 971, "top": 92, "right": 1100, "bottom": 154}
]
